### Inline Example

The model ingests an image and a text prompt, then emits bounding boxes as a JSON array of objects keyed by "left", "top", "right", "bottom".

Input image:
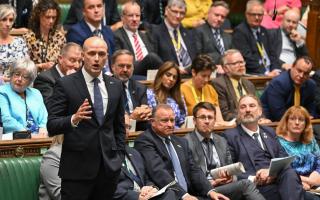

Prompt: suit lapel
[
  {"left": 259, "top": 127, "right": 275, "bottom": 158},
  {"left": 124, "top": 147, "right": 145, "bottom": 185},
  {"left": 212, "top": 134, "right": 225, "bottom": 166},
  {"left": 224, "top": 76, "right": 238, "bottom": 106},
  {"left": 238, "top": 126, "right": 258, "bottom": 169},
  {"left": 128, "top": 79, "right": 138, "bottom": 108},
  {"left": 121, "top": 28, "right": 135, "bottom": 53},
  {"left": 139, "top": 31, "right": 152, "bottom": 52},
  {"left": 161, "top": 23, "right": 178, "bottom": 61},
  {"left": 102, "top": 74, "right": 114, "bottom": 119},
  {"left": 190, "top": 132, "right": 206, "bottom": 173},
  {"left": 170, "top": 137, "right": 188, "bottom": 181}
]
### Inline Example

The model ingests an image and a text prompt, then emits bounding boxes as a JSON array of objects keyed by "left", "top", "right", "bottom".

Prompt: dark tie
[
  {"left": 238, "top": 81, "right": 243, "bottom": 97},
  {"left": 213, "top": 29, "right": 225, "bottom": 54},
  {"left": 93, "top": 29, "right": 101, "bottom": 37},
  {"left": 93, "top": 78, "right": 104, "bottom": 125},
  {"left": 203, "top": 138, "right": 216, "bottom": 172},
  {"left": 173, "top": 29, "right": 191, "bottom": 67},
  {"left": 165, "top": 137, "right": 188, "bottom": 191},
  {"left": 253, "top": 133, "right": 264, "bottom": 150}
]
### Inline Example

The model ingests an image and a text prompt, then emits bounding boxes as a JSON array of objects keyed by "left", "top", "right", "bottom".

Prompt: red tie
[{"left": 133, "top": 33, "right": 144, "bottom": 61}]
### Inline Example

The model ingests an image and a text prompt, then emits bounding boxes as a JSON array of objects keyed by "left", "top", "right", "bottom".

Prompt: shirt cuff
[
  {"left": 248, "top": 175, "right": 255, "bottom": 182},
  {"left": 70, "top": 114, "right": 79, "bottom": 127},
  {"left": 207, "top": 189, "right": 216, "bottom": 197}
]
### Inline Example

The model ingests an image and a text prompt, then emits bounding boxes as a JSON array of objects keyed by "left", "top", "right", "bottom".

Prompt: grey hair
[
  {"left": 151, "top": 104, "right": 174, "bottom": 118},
  {"left": 221, "top": 49, "right": 242, "bottom": 65},
  {"left": 60, "top": 42, "right": 82, "bottom": 56},
  {"left": 246, "top": 0, "right": 263, "bottom": 13},
  {"left": 120, "top": 0, "right": 140, "bottom": 16},
  {"left": 10, "top": 58, "right": 38, "bottom": 84},
  {"left": 167, "top": 0, "right": 186, "bottom": 10},
  {"left": 0, "top": 4, "right": 16, "bottom": 21}
]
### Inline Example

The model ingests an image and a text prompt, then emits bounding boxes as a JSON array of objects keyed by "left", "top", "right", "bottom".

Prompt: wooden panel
[{"left": 306, "top": 0, "right": 320, "bottom": 69}]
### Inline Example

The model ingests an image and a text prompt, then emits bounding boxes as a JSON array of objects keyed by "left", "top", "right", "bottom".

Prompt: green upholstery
[
  {"left": 0, "top": 157, "right": 42, "bottom": 200},
  {"left": 59, "top": 3, "right": 71, "bottom": 24},
  {"left": 228, "top": 13, "right": 245, "bottom": 28}
]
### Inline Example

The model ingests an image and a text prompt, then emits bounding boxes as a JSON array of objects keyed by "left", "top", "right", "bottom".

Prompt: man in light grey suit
[
  {"left": 196, "top": 1, "right": 232, "bottom": 66},
  {"left": 184, "top": 102, "right": 265, "bottom": 200}
]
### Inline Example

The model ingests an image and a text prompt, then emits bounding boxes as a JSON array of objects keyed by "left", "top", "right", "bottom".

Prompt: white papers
[
  {"left": 210, "top": 162, "right": 246, "bottom": 179},
  {"left": 147, "top": 70, "right": 158, "bottom": 81},
  {"left": 268, "top": 156, "right": 295, "bottom": 177},
  {"left": 150, "top": 180, "right": 176, "bottom": 199}
]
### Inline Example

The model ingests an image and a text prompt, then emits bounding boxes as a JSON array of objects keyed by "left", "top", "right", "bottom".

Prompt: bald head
[
  {"left": 282, "top": 9, "right": 300, "bottom": 33},
  {"left": 83, "top": 37, "right": 108, "bottom": 78}
]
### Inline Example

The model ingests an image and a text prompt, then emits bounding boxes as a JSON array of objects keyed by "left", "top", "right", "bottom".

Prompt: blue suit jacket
[
  {"left": 66, "top": 19, "right": 115, "bottom": 57},
  {"left": 223, "top": 125, "right": 288, "bottom": 180},
  {"left": 260, "top": 70, "right": 317, "bottom": 121},
  {"left": 0, "top": 84, "right": 47, "bottom": 133}
]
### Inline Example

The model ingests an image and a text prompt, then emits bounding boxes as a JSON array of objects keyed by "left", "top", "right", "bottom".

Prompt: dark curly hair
[{"left": 28, "top": 0, "right": 61, "bottom": 39}]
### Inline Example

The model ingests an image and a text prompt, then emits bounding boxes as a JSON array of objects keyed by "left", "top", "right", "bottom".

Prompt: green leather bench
[{"left": 0, "top": 157, "right": 42, "bottom": 200}]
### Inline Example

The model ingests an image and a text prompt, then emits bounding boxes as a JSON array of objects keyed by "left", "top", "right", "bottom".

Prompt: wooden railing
[{"left": 2, "top": 119, "right": 320, "bottom": 158}]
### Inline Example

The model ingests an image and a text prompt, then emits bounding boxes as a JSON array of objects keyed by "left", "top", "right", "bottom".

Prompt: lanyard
[
  {"left": 189, "top": 81, "right": 204, "bottom": 103},
  {"left": 256, "top": 42, "right": 267, "bottom": 67},
  {"left": 171, "top": 29, "right": 181, "bottom": 51}
]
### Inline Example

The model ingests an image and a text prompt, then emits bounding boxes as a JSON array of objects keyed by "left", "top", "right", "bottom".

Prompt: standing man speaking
[{"left": 47, "top": 37, "right": 125, "bottom": 200}]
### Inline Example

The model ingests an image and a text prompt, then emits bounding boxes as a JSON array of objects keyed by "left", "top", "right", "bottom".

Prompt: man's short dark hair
[
  {"left": 111, "top": 49, "right": 134, "bottom": 65},
  {"left": 152, "top": 104, "right": 173, "bottom": 118},
  {"left": 292, "top": 56, "right": 314, "bottom": 69},
  {"left": 192, "top": 102, "right": 216, "bottom": 117}
]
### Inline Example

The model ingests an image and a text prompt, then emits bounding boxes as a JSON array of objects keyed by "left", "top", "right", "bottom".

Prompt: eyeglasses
[
  {"left": 13, "top": 72, "right": 30, "bottom": 81},
  {"left": 196, "top": 115, "right": 215, "bottom": 121},
  {"left": 116, "top": 63, "right": 133, "bottom": 69},
  {"left": 225, "top": 61, "right": 246, "bottom": 67},
  {"left": 168, "top": 8, "right": 186, "bottom": 17}
]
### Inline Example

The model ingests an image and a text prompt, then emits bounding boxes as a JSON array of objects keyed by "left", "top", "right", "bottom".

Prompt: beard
[{"left": 239, "top": 113, "right": 260, "bottom": 124}]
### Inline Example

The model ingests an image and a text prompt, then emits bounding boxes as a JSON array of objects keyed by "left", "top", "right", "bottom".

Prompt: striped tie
[
  {"left": 133, "top": 33, "right": 144, "bottom": 61},
  {"left": 213, "top": 29, "right": 224, "bottom": 54}
]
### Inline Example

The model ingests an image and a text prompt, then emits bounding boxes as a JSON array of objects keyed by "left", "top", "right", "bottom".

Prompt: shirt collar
[
  {"left": 195, "top": 129, "right": 213, "bottom": 142},
  {"left": 81, "top": 67, "right": 103, "bottom": 83},
  {"left": 164, "top": 19, "right": 180, "bottom": 33},
  {"left": 241, "top": 124, "right": 260, "bottom": 137},
  {"left": 55, "top": 64, "right": 65, "bottom": 77},
  {"left": 86, "top": 21, "right": 102, "bottom": 33},
  {"left": 123, "top": 27, "right": 138, "bottom": 36}
]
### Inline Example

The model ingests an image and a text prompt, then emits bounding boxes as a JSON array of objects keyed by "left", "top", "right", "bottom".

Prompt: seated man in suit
[
  {"left": 134, "top": 104, "right": 229, "bottom": 200},
  {"left": 113, "top": 113, "right": 175, "bottom": 200},
  {"left": 152, "top": 0, "right": 198, "bottom": 75},
  {"left": 196, "top": 1, "right": 232, "bottom": 69},
  {"left": 232, "top": 0, "right": 281, "bottom": 77},
  {"left": 111, "top": 49, "right": 152, "bottom": 130},
  {"left": 224, "top": 94, "right": 304, "bottom": 200},
  {"left": 261, "top": 56, "right": 317, "bottom": 121},
  {"left": 66, "top": 0, "right": 115, "bottom": 59},
  {"left": 273, "top": 9, "right": 308, "bottom": 71},
  {"left": 212, "top": 49, "right": 256, "bottom": 121},
  {"left": 34, "top": 42, "right": 83, "bottom": 104},
  {"left": 114, "top": 1, "right": 163, "bottom": 78},
  {"left": 64, "top": 0, "right": 122, "bottom": 31},
  {"left": 184, "top": 102, "right": 265, "bottom": 200}
]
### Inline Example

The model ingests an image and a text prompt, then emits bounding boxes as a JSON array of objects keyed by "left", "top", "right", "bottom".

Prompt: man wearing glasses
[
  {"left": 212, "top": 49, "right": 256, "bottom": 121},
  {"left": 232, "top": 0, "right": 281, "bottom": 77},
  {"left": 152, "top": 0, "right": 198, "bottom": 75},
  {"left": 184, "top": 102, "right": 264, "bottom": 200},
  {"left": 135, "top": 104, "right": 230, "bottom": 200}
]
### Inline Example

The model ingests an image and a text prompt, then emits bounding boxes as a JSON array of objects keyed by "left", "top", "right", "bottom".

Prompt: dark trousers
[
  {"left": 133, "top": 53, "right": 163, "bottom": 76},
  {"left": 61, "top": 161, "right": 120, "bottom": 200},
  {"left": 257, "top": 167, "right": 304, "bottom": 200}
]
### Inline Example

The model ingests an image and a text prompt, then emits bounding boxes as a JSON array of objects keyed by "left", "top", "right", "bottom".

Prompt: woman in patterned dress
[
  {"left": 276, "top": 106, "right": 320, "bottom": 199},
  {"left": 0, "top": 4, "right": 28, "bottom": 84},
  {"left": 147, "top": 61, "right": 187, "bottom": 128},
  {"left": 22, "top": 0, "right": 65, "bottom": 71}
]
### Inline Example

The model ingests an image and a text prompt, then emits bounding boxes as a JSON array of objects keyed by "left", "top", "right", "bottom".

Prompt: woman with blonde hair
[
  {"left": 147, "top": 61, "right": 186, "bottom": 128},
  {"left": 276, "top": 106, "right": 320, "bottom": 194}
]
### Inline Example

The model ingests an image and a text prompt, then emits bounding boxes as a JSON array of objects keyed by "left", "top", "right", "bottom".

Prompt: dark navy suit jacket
[
  {"left": 66, "top": 19, "right": 115, "bottom": 57},
  {"left": 260, "top": 70, "right": 317, "bottom": 121},
  {"left": 223, "top": 125, "right": 288, "bottom": 180}
]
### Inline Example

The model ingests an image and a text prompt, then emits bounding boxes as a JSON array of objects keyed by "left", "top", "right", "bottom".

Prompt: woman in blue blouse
[
  {"left": 147, "top": 61, "right": 186, "bottom": 128},
  {"left": 0, "top": 4, "right": 28, "bottom": 84},
  {"left": 276, "top": 106, "right": 320, "bottom": 196},
  {"left": 0, "top": 58, "right": 48, "bottom": 138}
]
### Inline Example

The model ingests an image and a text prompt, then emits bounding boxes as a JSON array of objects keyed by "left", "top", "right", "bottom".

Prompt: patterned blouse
[
  {"left": 278, "top": 137, "right": 320, "bottom": 176},
  {"left": 147, "top": 89, "right": 186, "bottom": 128},
  {"left": 0, "top": 37, "right": 28, "bottom": 77},
  {"left": 22, "top": 29, "right": 65, "bottom": 65}
]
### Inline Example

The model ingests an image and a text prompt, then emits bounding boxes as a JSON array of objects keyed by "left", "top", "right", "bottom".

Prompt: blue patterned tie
[
  {"left": 165, "top": 137, "right": 188, "bottom": 191},
  {"left": 173, "top": 29, "right": 192, "bottom": 67},
  {"left": 93, "top": 78, "right": 104, "bottom": 125},
  {"left": 213, "top": 29, "right": 225, "bottom": 54}
]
